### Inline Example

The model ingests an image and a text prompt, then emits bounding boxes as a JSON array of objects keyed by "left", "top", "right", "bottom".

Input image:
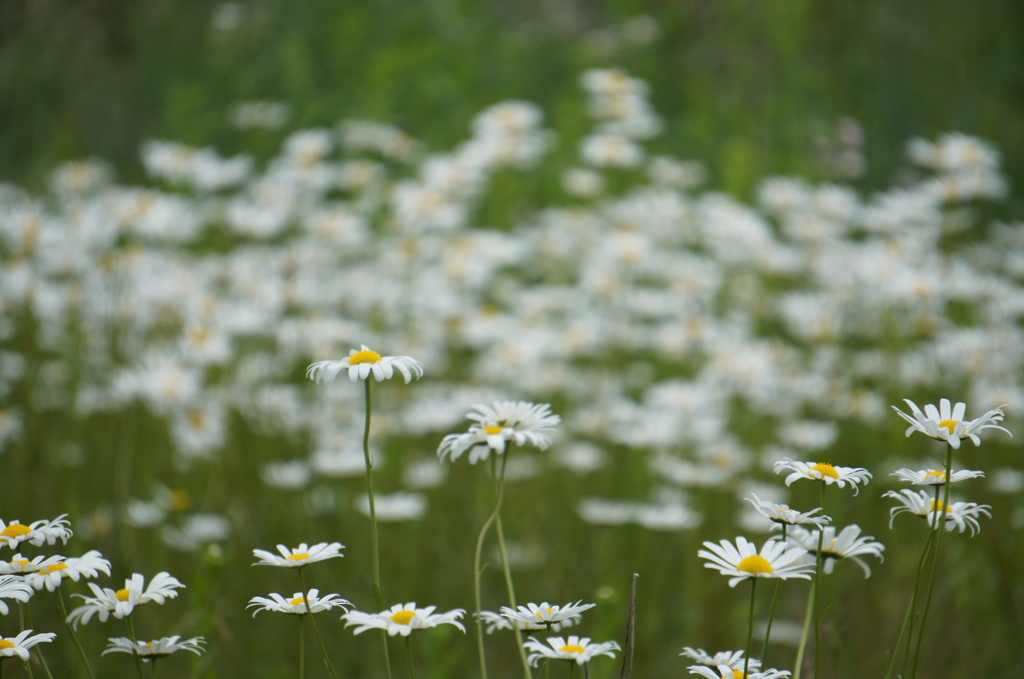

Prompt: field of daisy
[{"left": 2, "top": 2, "right": 1023, "bottom": 678}]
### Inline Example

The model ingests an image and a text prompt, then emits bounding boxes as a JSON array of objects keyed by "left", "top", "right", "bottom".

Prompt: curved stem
[
  {"left": 360, "top": 379, "right": 392, "bottom": 679},
  {"left": 496, "top": 513, "right": 533, "bottom": 679},
  {"left": 404, "top": 636, "right": 417, "bottom": 679},
  {"left": 910, "top": 444, "right": 954, "bottom": 679},
  {"left": 743, "top": 578, "right": 757, "bottom": 679},
  {"left": 297, "top": 570, "right": 339, "bottom": 679},
  {"left": 474, "top": 453, "right": 513, "bottom": 679},
  {"left": 793, "top": 580, "right": 815, "bottom": 679},
  {"left": 57, "top": 588, "right": 97, "bottom": 679},
  {"left": 885, "top": 523, "right": 936, "bottom": 679},
  {"left": 127, "top": 616, "right": 146, "bottom": 679}
]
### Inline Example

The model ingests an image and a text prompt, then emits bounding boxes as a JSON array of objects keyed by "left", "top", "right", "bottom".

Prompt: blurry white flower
[
  {"left": 561, "top": 168, "right": 605, "bottom": 198},
  {"left": 890, "top": 468, "right": 984, "bottom": 486},
  {"left": 25, "top": 550, "right": 111, "bottom": 591},
  {"left": 248, "top": 589, "right": 352, "bottom": 616},
  {"left": 580, "top": 134, "right": 644, "bottom": 168},
  {"left": 500, "top": 601, "right": 595, "bottom": 628},
  {"left": 438, "top": 401, "right": 560, "bottom": 464},
  {"left": 0, "top": 630, "right": 56, "bottom": 662},
  {"left": 66, "top": 572, "right": 185, "bottom": 628},
  {"left": 883, "top": 489, "right": 991, "bottom": 536},
  {"left": 261, "top": 460, "right": 312, "bottom": 490},
  {"left": 745, "top": 494, "right": 830, "bottom": 529},
  {"left": 103, "top": 635, "right": 205, "bottom": 659},
  {"left": 0, "top": 575, "right": 34, "bottom": 615},
  {"left": 680, "top": 647, "right": 760, "bottom": 672},
  {"left": 252, "top": 542, "right": 344, "bottom": 569},
  {"left": 787, "top": 525, "right": 884, "bottom": 577},
  {"left": 356, "top": 492, "right": 426, "bottom": 521}
]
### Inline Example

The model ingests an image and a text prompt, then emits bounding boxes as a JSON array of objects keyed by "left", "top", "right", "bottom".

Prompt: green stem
[
  {"left": 743, "top": 578, "right": 757, "bottom": 679},
  {"left": 910, "top": 444, "right": 954, "bottom": 679},
  {"left": 474, "top": 453, "right": 509, "bottom": 679},
  {"left": 813, "top": 484, "right": 826, "bottom": 679},
  {"left": 19, "top": 604, "right": 33, "bottom": 679},
  {"left": 496, "top": 513, "right": 533, "bottom": 679},
  {"left": 57, "top": 587, "right": 97, "bottom": 679},
  {"left": 360, "top": 379, "right": 392, "bottom": 679},
  {"left": 404, "top": 636, "right": 416, "bottom": 679},
  {"left": 761, "top": 526, "right": 787, "bottom": 664},
  {"left": 298, "top": 614, "right": 306, "bottom": 679},
  {"left": 884, "top": 500, "right": 937, "bottom": 679},
  {"left": 127, "top": 616, "right": 146, "bottom": 679},
  {"left": 793, "top": 580, "right": 815, "bottom": 679},
  {"left": 297, "top": 570, "right": 340, "bottom": 679}
]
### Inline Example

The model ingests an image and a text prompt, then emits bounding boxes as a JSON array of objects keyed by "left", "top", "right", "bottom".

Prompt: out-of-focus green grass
[{"left": 2, "top": 0, "right": 1023, "bottom": 209}]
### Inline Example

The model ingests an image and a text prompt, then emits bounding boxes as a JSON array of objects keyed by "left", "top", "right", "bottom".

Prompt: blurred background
[{"left": 1, "top": 2, "right": 1023, "bottom": 678}]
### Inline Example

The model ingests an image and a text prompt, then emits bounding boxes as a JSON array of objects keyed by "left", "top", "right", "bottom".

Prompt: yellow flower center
[
  {"left": 483, "top": 425, "right": 504, "bottom": 435},
  {"left": 728, "top": 671, "right": 746, "bottom": 679},
  {"left": 11, "top": 560, "right": 30, "bottom": 570},
  {"left": 560, "top": 644, "right": 586, "bottom": 654},
  {"left": 924, "top": 470, "right": 946, "bottom": 483},
  {"left": 289, "top": 597, "right": 307, "bottom": 607},
  {"left": 0, "top": 640, "right": 14, "bottom": 650},
  {"left": 930, "top": 501, "right": 952, "bottom": 513},
  {"left": 286, "top": 552, "right": 311, "bottom": 563},
  {"left": 390, "top": 610, "right": 417, "bottom": 625},
  {"left": 809, "top": 463, "right": 839, "bottom": 479},
  {"left": 116, "top": 588, "right": 132, "bottom": 602},
  {"left": 938, "top": 420, "right": 959, "bottom": 435},
  {"left": 349, "top": 350, "right": 382, "bottom": 365},
  {"left": 39, "top": 563, "right": 68, "bottom": 575},
  {"left": 737, "top": 555, "right": 774, "bottom": 575},
  {"left": 1, "top": 524, "right": 30, "bottom": 538}
]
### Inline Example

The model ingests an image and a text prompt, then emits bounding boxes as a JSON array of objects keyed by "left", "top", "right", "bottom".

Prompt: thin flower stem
[
  {"left": 760, "top": 524, "right": 787, "bottom": 664},
  {"left": 743, "top": 578, "right": 757, "bottom": 679},
  {"left": 884, "top": 523, "right": 936, "bottom": 679},
  {"left": 297, "top": 570, "right": 339, "bottom": 679},
  {"left": 57, "top": 587, "right": 97, "bottom": 679},
  {"left": 813, "top": 483, "right": 826, "bottom": 679},
  {"left": 404, "top": 636, "right": 416, "bottom": 679},
  {"left": 360, "top": 379, "right": 393, "bottom": 679},
  {"left": 23, "top": 603, "right": 53, "bottom": 679},
  {"left": 910, "top": 444, "right": 954, "bottom": 679},
  {"left": 496, "top": 513, "right": 533, "bottom": 679},
  {"left": 127, "top": 616, "right": 146, "bottom": 679},
  {"left": 298, "top": 614, "right": 306, "bottom": 679},
  {"left": 792, "top": 579, "right": 815, "bottom": 679},
  {"left": 18, "top": 603, "right": 33, "bottom": 679},
  {"left": 473, "top": 453, "right": 509, "bottom": 679}
]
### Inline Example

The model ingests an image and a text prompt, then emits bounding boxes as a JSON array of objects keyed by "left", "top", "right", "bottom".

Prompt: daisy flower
[
  {"left": 247, "top": 589, "right": 352, "bottom": 616},
  {"left": 25, "top": 550, "right": 111, "bottom": 592},
  {"left": 0, "top": 553, "right": 66, "bottom": 576},
  {"left": 698, "top": 536, "right": 815, "bottom": 588},
  {"left": 772, "top": 459, "right": 872, "bottom": 495},
  {"left": 745, "top": 494, "right": 831, "bottom": 529},
  {"left": 524, "top": 635, "right": 620, "bottom": 666},
  {"left": 499, "top": 601, "right": 595, "bottom": 628},
  {"left": 477, "top": 609, "right": 582, "bottom": 633},
  {"left": 0, "top": 630, "right": 56, "bottom": 662},
  {"left": 688, "top": 664, "right": 791, "bottom": 679},
  {"left": 307, "top": 345, "right": 424, "bottom": 384},
  {"left": 342, "top": 602, "right": 466, "bottom": 637},
  {"left": 251, "top": 542, "right": 344, "bottom": 568},
  {"left": 883, "top": 489, "right": 991, "bottom": 536},
  {"left": 787, "top": 525, "right": 885, "bottom": 577},
  {"left": 890, "top": 468, "right": 985, "bottom": 486},
  {"left": 891, "top": 398, "right": 1011, "bottom": 449},
  {"left": 680, "top": 647, "right": 761, "bottom": 672},
  {"left": 66, "top": 572, "right": 185, "bottom": 628},
  {"left": 0, "top": 515, "right": 72, "bottom": 549},
  {"left": 438, "top": 401, "right": 561, "bottom": 464},
  {"left": 0, "top": 575, "right": 34, "bottom": 615},
  {"left": 102, "top": 635, "right": 205, "bottom": 660}
]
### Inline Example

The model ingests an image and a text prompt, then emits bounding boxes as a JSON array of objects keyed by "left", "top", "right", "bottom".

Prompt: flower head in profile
[
  {"left": 247, "top": 589, "right": 352, "bottom": 616},
  {"left": 688, "top": 664, "right": 791, "bottom": 679},
  {"left": 883, "top": 489, "right": 991, "bottom": 536},
  {"left": 891, "top": 468, "right": 985, "bottom": 486},
  {"left": 499, "top": 601, "right": 595, "bottom": 629},
  {"left": 66, "top": 572, "right": 185, "bottom": 628},
  {"left": 745, "top": 494, "right": 831, "bottom": 529},
  {"left": 0, "top": 575, "right": 34, "bottom": 615},
  {"left": 0, "top": 630, "right": 56, "bottom": 662},
  {"left": 307, "top": 345, "right": 423, "bottom": 384},
  {"left": 680, "top": 647, "right": 761, "bottom": 672},
  {"left": 25, "top": 550, "right": 111, "bottom": 592},
  {"left": 438, "top": 401, "right": 561, "bottom": 464},
  {"left": 476, "top": 609, "right": 582, "bottom": 634},
  {"left": 343, "top": 602, "right": 466, "bottom": 637},
  {"left": 252, "top": 542, "right": 344, "bottom": 568},
  {"left": 0, "top": 553, "right": 67, "bottom": 576},
  {"left": 891, "top": 398, "right": 1011, "bottom": 449},
  {"left": 103, "top": 635, "right": 205, "bottom": 660},
  {"left": 0, "top": 515, "right": 72, "bottom": 549},
  {"left": 773, "top": 459, "right": 872, "bottom": 495},
  {"left": 699, "top": 536, "right": 814, "bottom": 588},
  {"left": 524, "top": 635, "right": 620, "bottom": 666},
  {"left": 787, "top": 524, "right": 884, "bottom": 577}
]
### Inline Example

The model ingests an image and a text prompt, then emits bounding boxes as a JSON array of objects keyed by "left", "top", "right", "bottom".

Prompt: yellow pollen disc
[
  {"left": 146, "top": 642, "right": 153, "bottom": 648},
  {"left": 168, "top": 489, "right": 192, "bottom": 512},
  {"left": 809, "top": 463, "right": 840, "bottom": 479},
  {"left": 390, "top": 610, "right": 417, "bottom": 625},
  {"left": 1, "top": 524, "right": 30, "bottom": 538},
  {"left": 289, "top": 597, "right": 307, "bottom": 606},
  {"left": 40, "top": 563, "right": 68, "bottom": 575},
  {"left": 12, "top": 560, "right": 30, "bottom": 569},
  {"left": 116, "top": 588, "right": 132, "bottom": 602},
  {"left": 0, "top": 640, "right": 14, "bottom": 650},
  {"left": 737, "top": 555, "right": 774, "bottom": 575},
  {"left": 286, "top": 553, "right": 311, "bottom": 562},
  {"left": 349, "top": 349, "right": 382, "bottom": 365},
  {"left": 938, "top": 420, "right": 959, "bottom": 435},
  {"left": 483, "top": 425, "right": 504, "bottom": 435},
  {"left": 925, "top": 470, "right": 946, "bottom": 482},
  {"left": 930, "top": 501, "right": 952, "bottom": 513},
  {"left": 729, "top": 671, "right": 745, "bottom": 679},
  {"left": 560, "top": 644, "right": 586, "bottom": 654}
]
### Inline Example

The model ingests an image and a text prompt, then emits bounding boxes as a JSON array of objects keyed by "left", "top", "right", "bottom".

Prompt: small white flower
[
  {"left": 890, "top": 468, "right": 985, "bottom": 486},
  {"left": 698, "top": 537, "right": 815, "bottom": 588},
  {"left": 438, "top": 401, "right": 560, "bottom": 464},
  {"left": 247, "top": 589, "right": 352, "bottom": 616},
  {"left": 0, "top": 515, "right": 72, "bottom": 549},
  {"left": 787, "top": 525, "right": 885, "bottom": 578},
  {"left": 65, "top": 572, "right": 185, "bottom": 628},
  {"left": 883, "top": 489, "right": 991, "bottom": 536},
  {"left": 0, "top": 553, "right": 66, "bottom": 576},
  {"left": 24, "top": 550, "right": 111, "bottom": 591},
  {"left": 891, "top": 398, "right": 1011, "bottom": 449},
  {"left": 680, "top": 647, "right": 760, "bottom": 672},
  {"left": 500, "top": 601, "right": 596, "bottom": 628},
  {"left": 0, "top": 630, "right": 56, "bottom": 662},
  {"left": 475, "top": 609, "right": 583, "bottom": 634},
  {"left": 772, "top": 459, "right": 872, "bottom": 495},
  {"left": 343, "top": 602, "right": 466, "bottom": 637},
  {"left": 251, "top": 542, "right": 344, "bottom": 569},
  {"left": 524, "top": 635, "right": 620, "bottom": 666},
  {"left": 307, "top": 345, "right": 424, "bottom": 384},
  {"left": 103, "top": 635, "right": 205, "bottom": 659},
  {"left": 745, "top": 494, "right": 831, "bottom": 529}
]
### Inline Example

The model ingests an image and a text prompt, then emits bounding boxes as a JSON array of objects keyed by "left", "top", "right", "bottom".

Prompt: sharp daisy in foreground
[
  {"left": 499, "top": 601, "right": 596, "bottom": 628},
  {"left": 891, "top": 398, "right": 1011, "bottom": 448},
  {"left": 883, "top": 489, "right": 991, "bottom": 536},
  {"left": 66, "top": 572, "right": 185, "bottom": 628},
  {"left": 0, "top": 514, "right": 72, "bottom": 549},
  {"left": 787, "top": 524, "right": 885, "bottom": 577},
  {"left": 698, "top": 536, "right": 815, "bottom": 588},
  {"left": 523, "top": 635, "right": 620, "bottom": 666},
  {"left": 251, "top": 542, "right": 344, "bottom": 568},
  {"left": 343, "top": 603, "right": 466, "bottom": 636},
  {"left": 772, "top": 458, "right": 872, "bottom": 494},
  {"left": 307, "top": 345, "right": 424, "bottom": 384}
]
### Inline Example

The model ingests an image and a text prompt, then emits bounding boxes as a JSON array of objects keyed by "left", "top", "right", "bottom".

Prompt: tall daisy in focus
[
  {"left": 308, "top": 345, "right": 423, "bottom": 679},
  {"left": 344, "top": 602, "right": 465, "bottom": 679},
  {"left": 438, "top": 401, "right": 560, "bottom": 679}
]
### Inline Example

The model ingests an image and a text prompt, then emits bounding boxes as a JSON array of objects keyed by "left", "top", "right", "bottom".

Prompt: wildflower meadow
[{"left": 2, "top": 3, "right": 1023, "bottom": 678}]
